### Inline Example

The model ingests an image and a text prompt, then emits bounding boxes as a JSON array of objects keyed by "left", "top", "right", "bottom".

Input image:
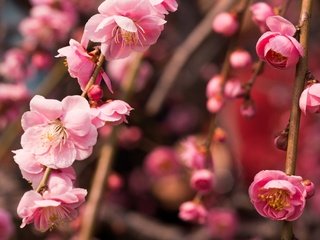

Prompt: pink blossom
[
  {"left": 302, "top": 179, "right": 315, "bottom": 199},
  {"left": 256, "top": 16, "right": 303, "bottom": 69},
  {"left": 229, "top": 49, "right": 252, "bottom": 68},
  {"left": 117, "top": 126, "right": 142, "bottom": 149},
  {"left": 249, "top": 170, "right": 307, "bottom": 221},
  {"left": 206, "top": 208, "right": 238, "bottom": 240},
  {"left": 13, "top": 148, "right": 76, "bottom": 188},
  {"left": 144, "top": 146, "right": 180, "bottom": 178},
  {"left": 90, "top": 100, "right": 133, "bottom": 128},
  {"left": 20, "top": 95, "right": 98, "bottom": 169},
  {"left": 299, "top": 83, "right": 320, "bottom": 114},
  {"left": 207, "top": 97, "right": 223, "bottom": 113},
  {"left": 240, "top": 100, "right": 256, "bottom": 117},
  {"left": 190, "top": 169, "right": 214, "bottom": 194},
  {"left": 82, "top": 0, "right": 166, "bottom": 60},
  {"left": 224, "top": 79, "right": 243, "bottom": 98},
  {"left": 0, "top": 208, "right": 14, "bottom": 240},
  {"left": 149, "top": 0, "right": 178, "bottom": 14},
  {"left": 0, "top": 83, "right": 29, "bottom": 101},
  {"left": 206, "top": 75, "right": 222, "bottom": 98},
  {"left": 178, "top": 136, "right": 207, "bottom": 169},
  {"left": 57, "top": 39, "right": 112, "bottom": 92},
  {"left": 17, "top": 176, "right": 87, "bottom": 232},
  {"left": 31, "top": 51, "right": 52, "bottom": 70},
  {"left": 212, "top": 12, "right": 239, "bottom": 37},
  {"left": 250, "top": 2, "right": 275, "bottom": 32},
  {"left": 0, "top": 48, "right": 31, "bottom": 83},
  {"left": 179, "top": 201, "right": 207, "bottom": 224}
]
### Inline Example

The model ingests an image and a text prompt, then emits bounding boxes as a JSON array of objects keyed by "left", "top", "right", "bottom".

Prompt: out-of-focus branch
[
  {"left": 145, "top": 0, "right": 236, "bottom": 116},
  {"left": 282, "top": 0, "right": 312, "bottom": 239}
]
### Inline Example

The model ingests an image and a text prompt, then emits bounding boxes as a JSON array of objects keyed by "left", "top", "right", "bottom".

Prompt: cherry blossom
[
  {"left": 212, "top": 12, "right": 239, "bottom": 37},
  {"left": 299, "top": 83, "right": 320, "bottom": 114},
  {"left": 190, "top": 169, "right": 214, "bottom": 194},
  {"left": 178, "top": 201, "right": 207, "bottom": 224},
  {"left": 149, "top": 0, "right": 178, "bottom": 14}
]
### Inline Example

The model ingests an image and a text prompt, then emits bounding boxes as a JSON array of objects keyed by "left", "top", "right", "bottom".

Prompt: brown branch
[
  {"left": 78, "top": 52, "right": 144, "bottom": 240},
  {"left": 145, "top": 0, "right": 236, "bottom": 116},
  {"left": 282, "top": 0, "right": 312, "bottom": 239}
]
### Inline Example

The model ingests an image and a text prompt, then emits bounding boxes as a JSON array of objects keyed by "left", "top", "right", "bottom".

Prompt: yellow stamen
[{"left": 258, "top": 188, "right": 290, "bottom": 210}]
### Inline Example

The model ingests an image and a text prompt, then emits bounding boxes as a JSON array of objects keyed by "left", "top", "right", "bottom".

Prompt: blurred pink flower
[
  {"left": 0, "top": 48, "right": 31, "bottom": 83},
  {"left": 20, "top": 95, "right": 98, "bottom": 169},
  {"left": 206, "top": 208, "right": 238, "bottom": 240},
  {"left": 249, "top": 170, "right": 307, "bottom": 221},
  {"left": 179, "top": 201, "right": 207, "bottom": 224},
  {"left": 190, "top": 169, "right": 214, "bottom": 194},
  {"left": 149, "top": 0, "right": 178, "bottom": 14},
  {"left": 144, "top": 146, "right": 180, "bottom": 178},
  {"left": 57, "top": 39, "right": 112, "bottom": 92},
  {"left": 90, "top": 100, "right": 133, "bottom": 128},
  {"left": 229, "top": 49, "right": 252, "bottom": 68},
  {"left": 0, "top": 83, "right": 29, "bottom": 101},
  {"left": 224, "top": 79, "right": 243, "bottom": 98},
  {"left": 256, "top": 16, "right": 303, "bottom": 69},
  {"left": 299, "top": 83, "right": 320, "bottom": 114},
  {"left": 207, "top": 96, "right": 223, "bottom": 113},
  {"left": 82, "top": 0, "right": 166, "bottom": 60},
  {"left": 250, "top": 2, "right": 275, "bottom": 32},
  {"left": 117, "top": 126, "right": 142, "bottom": 149},
  {"left": 178, "top": 136, "right": 207, "bottom": 169},
  {"left": 17, "top": 175, "right": 87, "bottom": 232},
  {"left": 31, "top": 51, "right": 52, "bottom": 70},
  {"left": 0, "top": 208, "right": 14, "bottom": 240},
  {"left": 212, "top": 12, "right": 238, "bottom": 36},
  {"left": 206, "top": 75, "right": 222, "bottom": 98}
]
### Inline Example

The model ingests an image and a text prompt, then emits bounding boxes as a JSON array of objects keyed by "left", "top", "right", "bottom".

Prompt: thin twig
[
  {"left": 282, "top": 0, "right": 312, "bottom": 239},
  {"left": 145, "top": 0, "right": 236, "bottom": 115},
  {"left": 78, "top": 52, "right": 144, "bottom": 240}
]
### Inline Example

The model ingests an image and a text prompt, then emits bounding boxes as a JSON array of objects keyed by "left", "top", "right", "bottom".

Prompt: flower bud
[
  {"left": 229, "top": 49, "right": 252, "bottom": 68},
  {"left": 190, "top": 169, "right": 214, "bottom": 194},
  {"left": 274, "top": 131, "right": 288, "bottom": 151},
  {"left": 212, "top": 12, "right": 239, "bottom": 36},
  {"left": 179, "top": 201, "right": 207, "bottom": 224},
  {"left": 303, "top": 179, "right": 315, "bottom": 199},
  {"left": 88, "top": 84, "right": 103, "bottom": 101},
  {"left": 224, "top": 79, "right": 243, "bottom": 98}
]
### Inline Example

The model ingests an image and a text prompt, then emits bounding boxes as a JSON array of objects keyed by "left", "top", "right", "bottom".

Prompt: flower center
[
  {"left": 266, "top": 50, "right": 288, "bottom": 67},
  {"left": 44, "top": 120, "right": 68, "bottom": 145},
  {"left": 112, "top": 23, "right": 146, "bottom": 47},
  {"left": 259, "top": 188, "right": 290, "bottom": 210}
]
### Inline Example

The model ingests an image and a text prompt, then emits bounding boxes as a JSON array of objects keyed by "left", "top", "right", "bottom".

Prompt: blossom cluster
[{"left": 13, "top": 0, "right": 177, "bottom": 232}]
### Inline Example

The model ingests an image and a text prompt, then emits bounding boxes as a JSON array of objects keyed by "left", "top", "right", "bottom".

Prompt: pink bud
[
  {"left": 88, "top": 84, "right": 103, "bottom": 101},
  {"left": 212, "top": 12, "right": 239, "bottom": 36},
  {"left": 179, "top": 201, "right": 207, "bottom": 224},
  {"left": 32, "top": 51, "right": 52, "bottom": 70},
  {"left": 299, "top": 83, "right": 320, "bottom": 114},
  {"left": 274, "top": 131, "right": 288, "bottom": 151},
  {"left": 250, "top": 2, "right": 275, "bottom": 32},
  {"left": 224, "top": 79, "right": 243, "bottom": 98},
  {"left": 240, "top": 101, "right": 255, "bottom": 117},
  {"left": 207, "top": 96, "right": 223, "bottom": 113},
  {"left": 206, "top": 75, "right": 222, "bottom": 98},
  {"left": 303, "top": 179, "right": 315, "bottom": 199},
  {"left": 190, "top": 169, "right": 214, "bottom": 194},
  {"left": 213, "top": 127, "right": 227, "bottom": 142},
  {"left": 229, "top": 49, "right": 252, "bottom": 68},
  {"left": 107, "top": 172, "right": 124, "bottom": 191}
]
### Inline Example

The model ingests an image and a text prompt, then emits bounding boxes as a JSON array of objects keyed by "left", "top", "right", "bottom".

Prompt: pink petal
[
  {"left": 266, "top": 15, "right": 296, "bottom": 36},
  {"left": 30, "top": 95, "right": 62, "bottom": 120},
  {"left": 114, "top": 15, "right": 137, "bottom": 32},
  {"left": 63, "top": 109, "right": 91, "bottom": 136},
  {"left": 256, "top": 31, "right": 278, "bottom": 59}
]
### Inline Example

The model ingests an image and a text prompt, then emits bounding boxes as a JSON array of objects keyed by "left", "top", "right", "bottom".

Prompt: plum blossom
[
  {"left": 190, "top": 169, "right": 214, "bottom": 194},
  {"left": 57, "top": 39, "right": 112, "bottom": 92},
  {"left": 249, "top": 170, "right": 307, "bottom": 221},
  {"left": 82, "top": 0, "right": 166, "bottom": 60},
  {"left": 212, "top": 12, "right": 239, "bottom": 37},
  {"left": 90, "top": 100, "right": 133, "bottom": 128},
  {"left": 149, "top": 0, "right": 178, "bottom": 14},
  {"left": 17, "top": 174, "right": 87, "bottom": 232},
  {"left": 250, "top": 2, "right": 275, "bottom": 32},
  {"left": 256, "top": 16, "right": 303, "bottom": 69},
  {"left": 20, "top": 95, "right": 98, "bottom": 169},
  {"left": 13, "top": 148, "right": 76, "bottom": 188},
  {"left": 178, "top": 136, "right": 208, "bottom": 169},
  {"left": 224, "top": 79, "right": 243, "bottom": 98},
  {"left": 299, "top": 83, "right": 320, "bottom": 114},
  {"left": 229, "top": 49, "right": 252, "bottom": 68},
  {"left": 179, "top": 201, "right": 207, "bottom": 224},
  {"left": 206, "top": 75, "right": 224, "bottom": 113},
  {"left": 0, "top": 208, "right": 14, "bottom": 240}
]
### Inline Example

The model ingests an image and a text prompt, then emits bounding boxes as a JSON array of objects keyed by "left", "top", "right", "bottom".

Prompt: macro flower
[
  {"left": 212, "top": 12, "right": 239, "bottom": 37},
  {"left": 90, "top": 100, "right": 133, "bottom": 128},
  {"left": 20, "top": 95, "right": 98, "bottom": 169},
  {"left": 149, "top": 0, "right": 178, "bottom": 14},
  {"left": 57, "top": 39, "right": 112, "bottom": 92},
  {"left": 179, "top": 201, "right": 207, "bottom": 224},
  {"left": 256, "top": 16, "right": 303, "bottom": 69},
  {"left": 250, "top": 2, "right": 275, "bottom": 32},
  {"left": 299, "top": 83, "right": 320, "bottom": 114},
  {"left": 249, "top": 170, "right": 307, "bottom": 221},
  {"left": 82, "top": 0, "right": 166, "bottom": 60},
  {"left": 17, "top": 174, "right": 87, "bottom": 232}
]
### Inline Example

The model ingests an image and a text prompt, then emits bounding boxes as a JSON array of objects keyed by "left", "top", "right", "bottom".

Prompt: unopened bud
[
  {"left": 88, "top": 84, "right": 103, "bottom": 101},
  {"left": 303, "top": 179, "right": 315, "bottom": 199},
  {"left": 274, "top": 131, "right": 288, "bottom": 151}
]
